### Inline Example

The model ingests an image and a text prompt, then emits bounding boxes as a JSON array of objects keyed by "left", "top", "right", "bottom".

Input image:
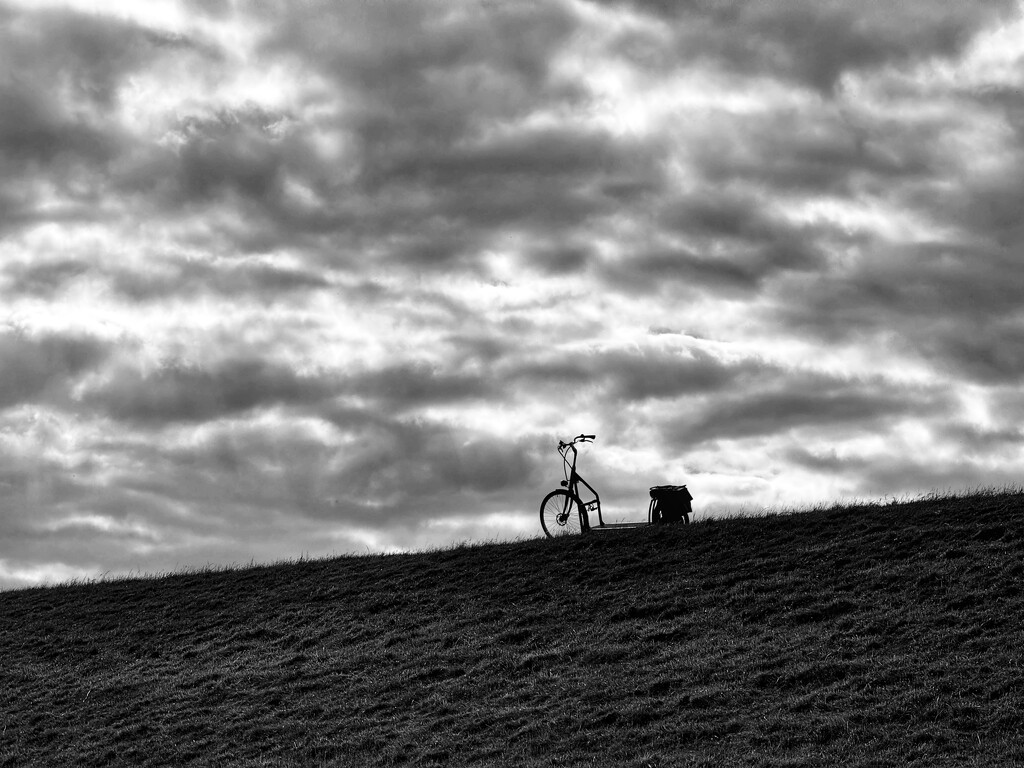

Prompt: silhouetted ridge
[{"left": 3, "top": 489, "right": 1024, "bottom": 766}]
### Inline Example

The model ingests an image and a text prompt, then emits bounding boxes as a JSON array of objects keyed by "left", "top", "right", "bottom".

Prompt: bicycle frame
[{"left": 558, "top": 439, "right": 605, "bottom": 528}]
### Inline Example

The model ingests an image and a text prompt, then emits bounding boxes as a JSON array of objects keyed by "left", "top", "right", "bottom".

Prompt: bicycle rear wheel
[{"left": 540, "top": 489, "right": 583, "bottom": 537}]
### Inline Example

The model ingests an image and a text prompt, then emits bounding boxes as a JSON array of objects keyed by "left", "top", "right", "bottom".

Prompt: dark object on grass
[
  {"left": 649, "top": 485, "right": 692, "bottom": 525},
  {"left": 539, "top": 435, "right": 694, "bottom": 536}
]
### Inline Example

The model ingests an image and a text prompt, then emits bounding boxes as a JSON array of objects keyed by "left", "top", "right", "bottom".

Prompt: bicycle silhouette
[{"left": 539, "top": 434, "right": 691, "bottom": 537}]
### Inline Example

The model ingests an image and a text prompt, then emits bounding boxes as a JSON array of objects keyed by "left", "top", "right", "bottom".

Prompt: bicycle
[
  {"left": 539, "top": 434, "right": 599, "bottom": 537},
  {"left": 539, "top": 434, "right": 692, "bottom": 537}
]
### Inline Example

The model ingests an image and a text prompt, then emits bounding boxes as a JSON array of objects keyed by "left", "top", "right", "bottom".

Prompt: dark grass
[{"left": 3, "top": 489, "right": 1024, "bottom": 766}]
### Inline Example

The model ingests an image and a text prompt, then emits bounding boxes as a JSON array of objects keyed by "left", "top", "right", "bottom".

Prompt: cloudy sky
[{"left": 3, "top": 0, "right": 1024, "bottom": 588}]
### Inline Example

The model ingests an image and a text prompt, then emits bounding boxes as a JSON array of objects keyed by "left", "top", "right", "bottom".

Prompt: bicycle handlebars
[{"left": 558, "top": 434, "right": 596, "bottom": 450}]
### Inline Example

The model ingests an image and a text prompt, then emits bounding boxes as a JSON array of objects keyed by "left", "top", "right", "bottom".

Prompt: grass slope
[{"left": 3, "top": 490, "right": 1024, "bottom": 767}]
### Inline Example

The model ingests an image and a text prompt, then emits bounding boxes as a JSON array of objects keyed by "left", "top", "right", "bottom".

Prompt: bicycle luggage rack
[{"left": 539, "top": 434, "right": 691, "bottom": 538}]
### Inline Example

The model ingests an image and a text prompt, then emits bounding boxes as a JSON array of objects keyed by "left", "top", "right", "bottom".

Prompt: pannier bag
[{"left": 649, "top": 485, "right": 693, "bottom": 524}]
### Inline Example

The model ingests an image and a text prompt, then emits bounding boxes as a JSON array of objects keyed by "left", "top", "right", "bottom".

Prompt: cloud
[
  {"left": 0, "top": 329, "right": 108, "bottom": 408},
  {"left": 771, "top": 239, "right": 1024, "bottom": 383},
  {"left": 0, "top": 80, "right": 118, "bottom": 168},
  {"left": 83, "top": 357, "right": 336, "bottom": 424},
  {"left": 343, "top": 362, "right": 497, "bottom": 410},
  {"left": 600, "top": 0, "right": 1019, "bottom": 92},
  {"left": 924, "top": 320, "right": 1024, "bottom": 384},
  {"left": 264, "top": 0, "right": 582, "bottom": 135},
  {"left": 511, "top": 347, "right": 764, "bottom": 402},
  {"left": 663, "top": 371, "right": 951, "bottom": 447},
  {"left": 217, "top": 0, "right": 669, "bottom": 269},
  {"left": 693, "top": 108, "right": 942, "bottom": 197},
  {"left": 1, "top": 4, "right": 204, "bottom": 109},
  {"left": 611, "top": 191, "right": 827, "bottom": 291},
  {"left": 5, "top": 254, "right": 330, "bottom": 302},
  {"left": 323, "top": 419, "right": 545, "bottom": 518},
  {"left": 936, "top": 422, "right": 1024, "bottom": 454},
  {"left": 0, "top": 3, "right": 217, "bottom": 233},
  {"left": 171, "top": 108, "right": 288, "bottom": 205}
]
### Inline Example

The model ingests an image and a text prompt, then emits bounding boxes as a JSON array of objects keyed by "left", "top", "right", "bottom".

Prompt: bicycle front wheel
[{"left": 540, "top": 489, "right": 584, "bottom": 538}]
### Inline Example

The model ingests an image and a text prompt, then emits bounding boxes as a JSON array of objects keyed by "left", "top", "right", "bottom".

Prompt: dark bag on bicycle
[{"left": 649, "top": 485, "right": 692, "bottom": 524}]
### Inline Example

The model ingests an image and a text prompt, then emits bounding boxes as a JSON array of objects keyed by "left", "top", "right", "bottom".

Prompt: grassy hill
[{"left": 3, "top": 490, "right": 1024, "bottom": 767}]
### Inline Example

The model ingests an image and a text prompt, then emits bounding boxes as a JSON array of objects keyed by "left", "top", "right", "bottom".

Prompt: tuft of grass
[{"left": 3, "top": 489, "right": 1024, "bottom": 766}]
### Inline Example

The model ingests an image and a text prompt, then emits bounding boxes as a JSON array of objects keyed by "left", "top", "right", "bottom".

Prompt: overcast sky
[{"left": 3, "top": 0, "right": 1024, "bottom": 588}]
